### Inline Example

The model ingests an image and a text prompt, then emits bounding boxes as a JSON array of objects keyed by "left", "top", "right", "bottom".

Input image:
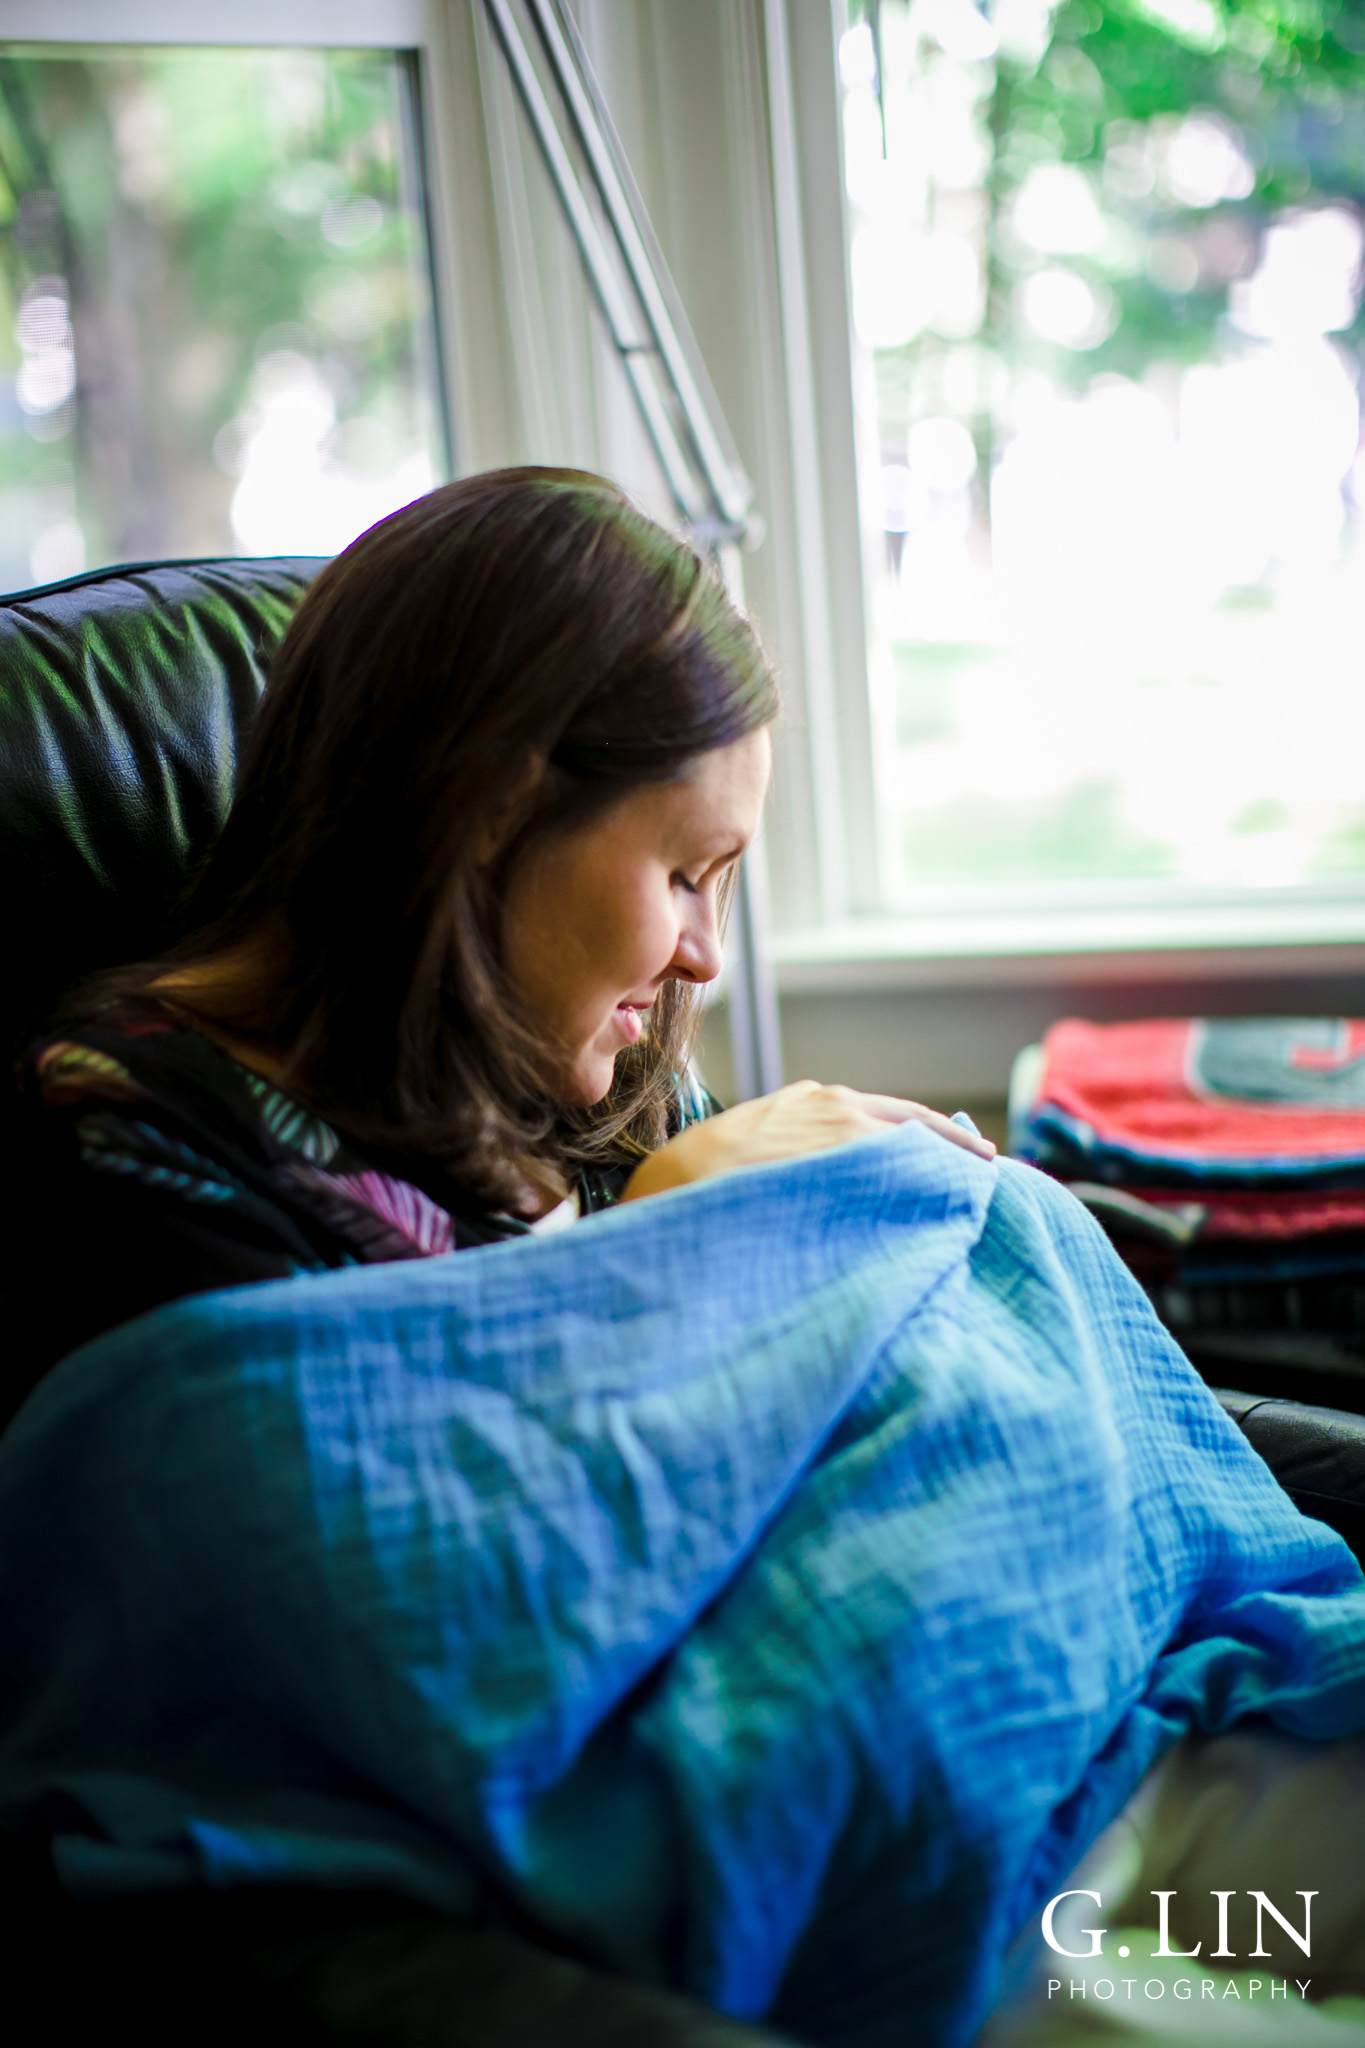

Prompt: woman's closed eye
[{"left": 675, "top": 850, "right": 741, "bottom": 896}]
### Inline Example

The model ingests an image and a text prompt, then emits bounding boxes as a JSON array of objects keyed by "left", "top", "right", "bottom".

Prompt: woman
[
  {"left": 8, "top": 467, "right": 990, "bottom": 1416},
  {"left": 3, "top": 471, "right": 1364, "bottom": 2048}
]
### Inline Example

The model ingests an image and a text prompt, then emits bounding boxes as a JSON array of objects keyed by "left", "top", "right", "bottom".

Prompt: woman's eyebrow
[{"left": 680, "top": 840, "right": 746, "bottom": 871}]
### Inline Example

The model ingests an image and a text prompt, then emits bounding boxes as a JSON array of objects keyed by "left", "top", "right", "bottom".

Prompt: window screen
[
  {"left": 841, "top": 0, "right": 1365, "bottom": 906},
  {"left": 0, "top": 45, "right": 445, "bottom": 589}
]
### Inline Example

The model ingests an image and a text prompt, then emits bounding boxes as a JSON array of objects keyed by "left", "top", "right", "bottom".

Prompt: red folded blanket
[
  {"left": 1011, "top": 1019, "right": 1365, "bottom": 1370},
  {"left": 1016, "top": 1017, "right": 1365, "bottom": 1180}
]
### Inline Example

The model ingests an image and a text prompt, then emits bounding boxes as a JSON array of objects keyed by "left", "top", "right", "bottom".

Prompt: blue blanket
[{"left": 2, "top": 1128, "right": 1364, "bottom": 2047}]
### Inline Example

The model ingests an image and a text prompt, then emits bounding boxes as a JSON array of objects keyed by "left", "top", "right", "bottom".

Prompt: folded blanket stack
[{"left": 1009, "top": 1017, "right": 1365, "bottom": 1404}]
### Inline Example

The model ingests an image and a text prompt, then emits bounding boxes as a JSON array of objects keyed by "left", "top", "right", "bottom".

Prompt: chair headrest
[{"left": 0, "top": 556, "right": 324, "bottom": 1060}]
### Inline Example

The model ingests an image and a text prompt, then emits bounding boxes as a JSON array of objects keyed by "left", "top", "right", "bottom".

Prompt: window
[
  {"left": 0, "top": 41, "right": 445, "bottom": 588},
  {"left": 839, "top": 0, "right": 1365, "bottom": 924}
]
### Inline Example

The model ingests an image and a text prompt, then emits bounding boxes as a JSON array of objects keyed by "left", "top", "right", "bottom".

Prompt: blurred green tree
[{"left": 0, "top": 47, "right": 441, "bottom": 586}]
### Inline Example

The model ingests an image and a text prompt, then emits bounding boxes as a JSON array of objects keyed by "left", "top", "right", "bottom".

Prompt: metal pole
[
  {"left": 725, "top": 822, "right": 785, "bottom": 1104},
  {"left": 527, "top": 0, "right": 753, "bottom": 536},
  {"left": 481, "top": 0, "right": 784, "bottom": 1098},
  {"left": 713, "top": 540, "right": 784, "bottom": 1101},
  {"left": 480, "top": 0, "right": 707, "bottom": 523}
]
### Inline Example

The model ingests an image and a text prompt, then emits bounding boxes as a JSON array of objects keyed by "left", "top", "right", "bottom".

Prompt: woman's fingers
[
  {"left": 620, "top": 1080, "right": 995, "bottom": 1203},
  {"left": 793, "top": 1087, "right": 997, "bottom": 1160},
  {"left": 863, "top": 1096, "right": 996, "bottom": 1160},
  {"left": 850, "top": 1091, "right": 944, "bottom": 1124},
  {"left": 905, "top": 1107, "right": 996, "bottom": 1159}
]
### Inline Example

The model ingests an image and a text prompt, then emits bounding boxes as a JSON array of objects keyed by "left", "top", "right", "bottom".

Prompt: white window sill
[{"left": 772, "top": 886, "right": 1365, "bottom": 993}]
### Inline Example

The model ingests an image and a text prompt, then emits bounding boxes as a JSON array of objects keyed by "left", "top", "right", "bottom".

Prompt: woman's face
[{"left": 502, "top": 727, "right": 771, "bottom": 1104}]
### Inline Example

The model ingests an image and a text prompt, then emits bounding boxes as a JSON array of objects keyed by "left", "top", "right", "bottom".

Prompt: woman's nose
[{"left": 671, "top": 898, "right": 724, "bottom": 985}]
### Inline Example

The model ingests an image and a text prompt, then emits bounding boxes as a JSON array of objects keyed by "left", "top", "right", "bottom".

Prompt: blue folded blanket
[{"left": 2, "top": 1127, "right": 1363, "bottom": 2048}]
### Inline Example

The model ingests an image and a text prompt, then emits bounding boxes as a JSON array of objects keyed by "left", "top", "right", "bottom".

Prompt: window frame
[
  {"left": 790, "top": 0, "right": 1365, "bottom": 999},
  {"left": 9, "top": 0, "right": 880, "bottom": 919},
  {"left": 0, "top": 3, "right": 432, "bottom": 48},
  {"left": 17, "top": 0, "right": 1365, "bottom": 1016},
  {"left": 1, "top": 0, "right": 459, "bottom": 529}
]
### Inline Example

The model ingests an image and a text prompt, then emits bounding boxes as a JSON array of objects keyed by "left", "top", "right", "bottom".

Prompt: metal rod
[
  {"left": 538, "top": 0, "right": 753, "bottom": 533},
  {"left": 528, "top": 0, "right": 753, "bottom": 535},
  {"left": 480, "top": 0, "right": 784, "bottom": 1099},
  {"left": 715, "top": 542, "right": 784, "bottom": 1101},
  {"left": 481, "top": 0, "right": 707, "bottom": 522}
]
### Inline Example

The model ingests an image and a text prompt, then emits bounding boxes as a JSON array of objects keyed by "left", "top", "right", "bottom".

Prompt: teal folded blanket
[{"left": 1, "top": 1128, "right": 1362, "bottom": 2047}]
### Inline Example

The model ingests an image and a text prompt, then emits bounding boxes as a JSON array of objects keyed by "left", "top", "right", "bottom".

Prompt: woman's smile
[{"left": 613, "top": 1001, "right": 650, "bottom": 1045}]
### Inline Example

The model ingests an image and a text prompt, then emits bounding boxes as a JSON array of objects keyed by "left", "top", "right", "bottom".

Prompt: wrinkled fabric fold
[{"left": 1, "top": 1127, "right": 1362, "bottom": 2048}]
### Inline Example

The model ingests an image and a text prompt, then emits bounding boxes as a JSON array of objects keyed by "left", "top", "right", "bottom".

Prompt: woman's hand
[{"left": 619, "top": 1079, "right": 996, "bottom": 1204}]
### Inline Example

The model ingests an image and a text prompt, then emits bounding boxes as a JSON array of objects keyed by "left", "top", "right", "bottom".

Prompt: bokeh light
[{"left": 226, "top": 346, "right": 434, "bottom": 556}]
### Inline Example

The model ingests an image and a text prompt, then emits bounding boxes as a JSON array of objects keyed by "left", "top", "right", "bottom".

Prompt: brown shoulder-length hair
[{"left": 89, "top": 468, "right": 778, "bottom": 1212}]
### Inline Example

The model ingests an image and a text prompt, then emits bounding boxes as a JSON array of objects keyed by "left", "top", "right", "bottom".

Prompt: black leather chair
[
  {"left": 0, "top": 557, "right": 1362, "bottom": 2044},
  {"left": 1216, "top": 1389, "right": 1365, "bottom": 1563},
  {"left": 0, "top": 555, "right": 320, "bottom": 1061}
]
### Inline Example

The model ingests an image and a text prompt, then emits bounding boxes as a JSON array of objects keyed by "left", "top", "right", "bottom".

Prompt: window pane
[
  {"left": 841, "top": 1, "right": 1365, "bottom": 903},
  {"left": 0, "top": 45, "right": 444, "bottom": 586}
]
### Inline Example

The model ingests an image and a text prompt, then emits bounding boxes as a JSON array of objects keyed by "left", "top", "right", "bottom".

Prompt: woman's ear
[{"left": 473, "top": 750, "right": 549, "bottom": 867}]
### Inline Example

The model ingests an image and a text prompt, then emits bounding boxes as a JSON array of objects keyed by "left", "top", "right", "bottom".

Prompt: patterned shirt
[{"left": 6, "top": 1005, "right": 718, "bottom": 1427}]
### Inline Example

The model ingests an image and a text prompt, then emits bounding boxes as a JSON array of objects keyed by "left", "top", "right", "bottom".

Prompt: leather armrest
[{"left": 1217, "top": 1388, "right": 1365, "bottom": 1565}]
